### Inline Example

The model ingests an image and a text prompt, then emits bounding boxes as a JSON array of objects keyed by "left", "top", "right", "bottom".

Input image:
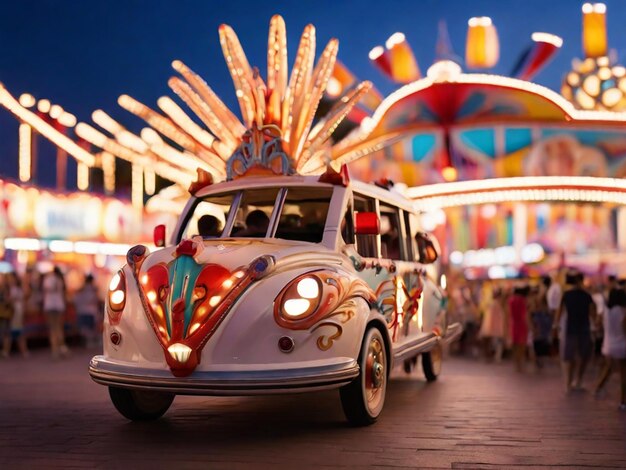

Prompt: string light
[
  {"left": 101, "top": 151, "right": 116, "bottom": 194},
  {"left": 37, "top": 99, "right": 51, "bottom": 113},
  {"left": 18, "top": 94, "right": 35, "bottom": 108},
  {"left": 144, "top": 166, "right": 156, "bottom": 195},
  {"left": 18, "top": 123, "right": 31, "bottom": 182},
  {"left": 0, "top": 87, "right": 95, "bottom": 166},
  {"left": 77, "top": 162, "right": 89, "bottom": 190},
  {"left": 131, "top": 163, "right": 144, "bottom": 213},
  {"left": 49, "top": 104, "right": 63, "bottom": 119},
  {"left": 409, "top": 176, "right": 626, "bottom": 210}
]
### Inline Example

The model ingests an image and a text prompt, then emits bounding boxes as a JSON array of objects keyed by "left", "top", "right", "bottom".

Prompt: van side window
[
  {"left": 341, "top": 199, "right": 355, "bottom": 245},
  {"left": 379, "top": 203, "right": 403, "bottom": 260},
  {"left": 404, "top": 210, "right": 415, "bottom": 261},
  {"left": 354, "top": 195, "right": 377, "bottom": 257}
]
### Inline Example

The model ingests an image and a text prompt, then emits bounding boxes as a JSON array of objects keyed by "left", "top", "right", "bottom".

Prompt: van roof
[{"left": 194, "top": 175, "right": 417, "bottom": 213}]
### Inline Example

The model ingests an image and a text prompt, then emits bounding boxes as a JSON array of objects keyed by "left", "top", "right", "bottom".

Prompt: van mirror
[
  {"left": 153, "top": 224, "right": 166, "bottom": 247},
  {"left": 355, "top": 212, "right": 380, "bottom": 235},
  {"left": 416, "top": 232, "right": 438, "bottom": 264}
]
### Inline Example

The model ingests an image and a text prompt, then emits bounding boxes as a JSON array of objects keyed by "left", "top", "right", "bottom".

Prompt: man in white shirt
[{"left": 546, "top": 275, "right": 562, "bottom": 316}]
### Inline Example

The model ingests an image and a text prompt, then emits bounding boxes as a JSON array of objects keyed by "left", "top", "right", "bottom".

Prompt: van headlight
[
  {"left": 276, "top": 275, "right": 322, "bottom": 320},
  {"left": 107, "top": 269, "right": 127, "bottom": 323}
]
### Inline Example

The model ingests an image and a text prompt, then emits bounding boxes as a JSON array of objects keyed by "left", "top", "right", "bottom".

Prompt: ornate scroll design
[
  {"left": 127, "top": 240, "right": 274, "bottom": 377},
  {"left": 226, "top": 124, "right": 294, "bottom": 179},
  {"left": 274, "top": 271, "right": 375, "bottom": 351}
]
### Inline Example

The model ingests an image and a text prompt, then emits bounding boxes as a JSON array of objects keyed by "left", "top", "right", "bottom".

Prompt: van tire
[{"left": 109, "top": 387, "right": 174, "bottom": 421}]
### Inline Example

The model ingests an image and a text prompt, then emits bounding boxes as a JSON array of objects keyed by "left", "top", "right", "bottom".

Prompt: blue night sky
[{"left": 2, "top": 0, "right": 626, "bottom": 189}]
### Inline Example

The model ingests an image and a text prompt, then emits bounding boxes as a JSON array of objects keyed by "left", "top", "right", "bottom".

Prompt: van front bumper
[{"left": 89, "top": 356, "right": 359, "bottom": 396}]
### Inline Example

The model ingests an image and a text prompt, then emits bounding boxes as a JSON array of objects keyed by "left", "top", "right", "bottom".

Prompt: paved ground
[{"left": 1, "top": 348, "right": 625, "bottom": 469}]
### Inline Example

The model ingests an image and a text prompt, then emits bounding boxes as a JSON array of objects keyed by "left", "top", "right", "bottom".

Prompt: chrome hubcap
[{"left": 364, "top": 335, "right": 386, "bottom": 413}]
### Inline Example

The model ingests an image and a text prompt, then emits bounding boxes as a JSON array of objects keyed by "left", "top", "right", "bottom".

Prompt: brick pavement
[{"left": 1, "top": 349, "right": 625, "bottom": 469}]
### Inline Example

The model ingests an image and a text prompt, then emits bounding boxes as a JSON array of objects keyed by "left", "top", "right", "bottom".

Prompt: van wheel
[
  {"left": 422, "top": 342, "right": 442, "bottom": 382},
  {"left": 340, "top": 328, "right": 387, "bottom": 426},
  {"left": 108, "top": 387, "right": 174, "bottom": 421},
  {"left": 403, "top": 356, "right": 417, "bottom": 374}
]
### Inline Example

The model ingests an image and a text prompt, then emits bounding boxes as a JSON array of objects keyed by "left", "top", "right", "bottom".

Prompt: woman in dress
[
  {"left": 3, "top": 272, "right": 29, "bottom": 357},
  {"left": 479, "top": 286, "right": 506, "bottom": 362},
  {"left": 509, "top": 285, "right": 529, "bottom": 372},
  {"left": 594, "top": 288, "right": 626, "bottom": 410}
]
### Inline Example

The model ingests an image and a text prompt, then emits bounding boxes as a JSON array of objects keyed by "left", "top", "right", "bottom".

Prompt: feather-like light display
[{"left": 77, "top": 15, "right": 376, "bottom": 184}]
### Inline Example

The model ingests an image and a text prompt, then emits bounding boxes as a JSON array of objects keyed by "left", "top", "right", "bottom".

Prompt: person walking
[
  {"left": 479, "top": 286, "right": 507, "bottom": 362},
  {"left": 509, "top": 285, "right": 529, "bottom": 372},
  {"left": 530, "top": 284, "right": 552, "bottom": 369},
  {"left": 594, "top": 288, "right": 626, "bottom": 411},
  {"left": 3, "top": 272, "right": 29, "bottom": 358},
  {"left": 42, "top": 266, "right": 70, "bottom": 359},
  {"left": 555, "top": 271, "right": 596, "bottom": 392},
  {"left": 74, "top": 274, "right": 102, "bottom": 348},
  {"left": 0, "top": 274, "right": 13, "bottom": 358}
]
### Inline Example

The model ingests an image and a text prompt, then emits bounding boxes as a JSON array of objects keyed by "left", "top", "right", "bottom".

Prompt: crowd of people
[
  {"left": 449, "top": 269, "right": 626, "bottom": 411},
  {"left": 0, "top": 266, "right": 103, "bottom": 360}
]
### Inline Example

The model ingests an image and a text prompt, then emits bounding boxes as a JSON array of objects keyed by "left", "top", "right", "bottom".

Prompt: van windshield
[{"left": 181, "top": 187, "right": 333, "bottom": 243}]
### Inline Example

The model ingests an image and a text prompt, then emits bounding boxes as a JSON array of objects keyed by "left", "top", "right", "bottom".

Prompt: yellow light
[
  {"left": 283, "top": 298, "right": 310, "bottom": 317},
  {"left": 92, "top": 110, "right": 124, "bottom": 135},
  {"left": 58, "top": 112, "right": 77, "bottom": 128},
  {"left": 157, "top": 96, "right": 216, "bottom": 149},
  {"left": 442, "top": 166, "right": 458, "bottom": 182},
  {"left": 440, "top": 274, "right": 447, "bottom": 290},
  {"left": 598, "top": 67, "right": 611, "bottom": 80},
  {"left": 531, "top": 32, "right": 563, "bottom": 48},
  {"left": 76, "top": 123, "right": 196, "bottom": 188},
  {"left": 140, "top": 128, "right": 162, "bottom": 146},
  {"left": 296, "top": 277, "right": 319, "bottom": 299},
  {"left": 109, "top": 273, "right": 121, "bottom": 291},
  {"left": 466, "top": 17, "right": 499, "bottom": 69},
  {"left": 222, "top": 279, "right": 233, "bottom": 289},
  {"left": 77, "top": 162, "right": 89, "bottom": 190},
  {"left": 49, "top": 104, "right": 63, "bottom": 119},
  {"left": 3, "top": 238, "right": 42, "bottom": 251},
  {"left": 141, "top": 274, "right": 148, "bottom": 285},
  {"left": 167, "top": 343, "right": 192, "bottom": 363},
  {"left": 144, "top": 166, "right": 156, "bottom": 195},
  {"left": 101, "top": 151, "right": 116, "bottom": 194},
  {"left": 110, "top": 290, "right": 125, "bottom": 305},
  {"left": 567, "top": 72, "right": 580, "bottom": 87},
  {"left": 19, "top": 93, "right": 35, "bottom": 108},
  {"left": 18, "top": 123, "right": 31, "bottom": 182},
  {"left": 147, "top": 290, "right": 157, "bottom": 302},
  {"left": 602, "top": 88, "right": 622, "bottom": 107},
  {"left": 386, "top": 32, "right": 420, "bottom": 83},
  {"left": 408, "top": 176, "right": 626, "bottom": 210},
  {"left": 368, "top": 46, "right": 385, "bottom": 61},
  {"left": 233, "top": 271, "right": 245, "bottom": 278},
  {"left": 209, "top": 295, "right": 221, "bottom": 307},
  {"left": 326, "top": 77, "right": 342, "bottom": 97},
  {"left": 613, "top": 66, "right": 626, "bottom": 77},
  {"left": 582, "top": 3, "right": 608, "bottom": 58},
  {"left": 48, "top": 240, "right": 74, "bottom": 253},
  {"left": 576, "top": 88, "right": 596, "bottom": 109},
  {"left": 37, "top": 99, "right": 51, "bottom": 113},
  {"left": 131, "top": 163, "right": 144, "bottom": 213},
  {"left": 188, "top": 323, "right": 201, "bottom": 335},
  {"left": 385, "top": 32, "right": 406, "bottom": 49},
  {"left": 0, "top": 87, "right": 95, "bottom": 166}
]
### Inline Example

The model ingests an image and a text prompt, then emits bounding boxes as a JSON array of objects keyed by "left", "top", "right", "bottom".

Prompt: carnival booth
[
  {"left": 345, "top": 3, "right": 626, "bottom": 279},
  {"left": 0, "top": 178, "right": 154, "bottom": 337}
]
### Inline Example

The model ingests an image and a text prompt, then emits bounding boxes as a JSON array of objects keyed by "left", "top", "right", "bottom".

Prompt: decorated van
[{"left": 88, "top": 15, "right": 461, "bottom": 425}]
